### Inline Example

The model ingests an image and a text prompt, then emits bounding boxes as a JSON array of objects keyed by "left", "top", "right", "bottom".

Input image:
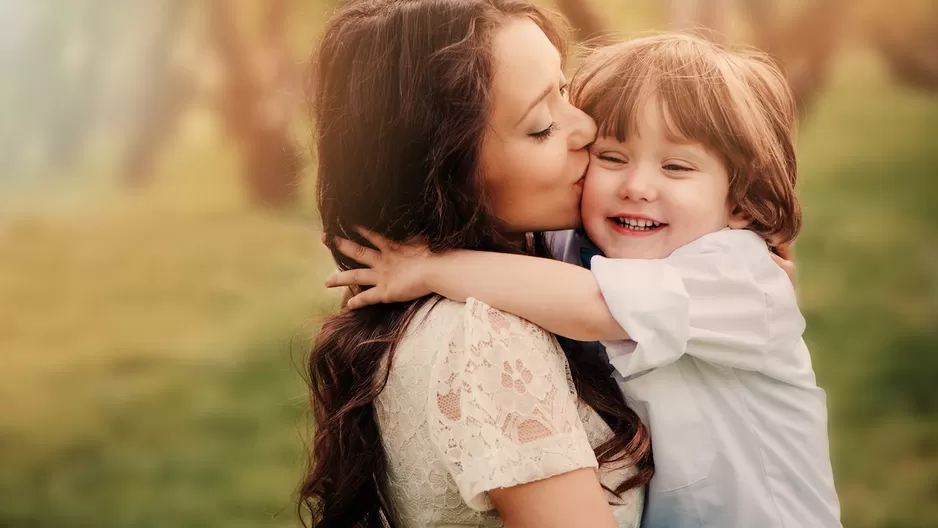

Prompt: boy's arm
[
  {"left": 426, "top": 250, "right": 628, "bottom": 341},
  {"left": 324, "top": 230, "right": 627, "bottom": 341}
]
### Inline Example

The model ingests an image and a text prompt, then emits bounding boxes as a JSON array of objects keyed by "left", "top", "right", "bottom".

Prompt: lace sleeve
[{"left": 428, "top": 298, "right": 598, "bottom": 511}]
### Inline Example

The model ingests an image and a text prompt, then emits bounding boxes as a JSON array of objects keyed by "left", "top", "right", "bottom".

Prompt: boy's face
[{"left": 581, "top": 99, "right": 748, "bottom": 259}]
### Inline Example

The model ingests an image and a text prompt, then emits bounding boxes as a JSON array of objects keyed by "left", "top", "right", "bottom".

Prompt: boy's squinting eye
[
  {"left": 595, "top": 152, "right": 627, "bottom": 164},
  {"left": 663, "top": 162, "right": 694, "bottom": 172}
]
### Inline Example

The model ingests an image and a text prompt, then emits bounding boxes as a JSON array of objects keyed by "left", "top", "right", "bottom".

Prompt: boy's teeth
[{"left": 614, "top": 217, "right": 662, "bottom": 230}]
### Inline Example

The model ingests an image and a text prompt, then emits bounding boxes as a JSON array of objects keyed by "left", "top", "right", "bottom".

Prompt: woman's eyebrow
[{"left": 515, "top": 82, "right": 554, "bottom": 126}]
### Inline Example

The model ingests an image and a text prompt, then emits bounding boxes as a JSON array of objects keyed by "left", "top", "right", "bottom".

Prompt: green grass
[
  {"left": 1, "top": 14, "right": 937, "bottom": 528},
  {"left": 0, "top": 208, "right": 338, "bottom": 527},
  {"left": 795, "top": 52, "right": 938, "bottom": 527},
  {"left": 0, "top": 336, "right": 309, "bottom": 528}
]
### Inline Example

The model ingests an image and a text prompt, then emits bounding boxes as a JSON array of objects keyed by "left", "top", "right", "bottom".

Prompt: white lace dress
[{"left": 375, "top": 297, "right": 644, "bottom": 527}]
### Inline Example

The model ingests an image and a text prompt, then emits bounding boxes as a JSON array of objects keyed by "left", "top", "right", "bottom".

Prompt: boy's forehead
[{"left": 593, "top": 96, "right": 692, "bottom": 144}]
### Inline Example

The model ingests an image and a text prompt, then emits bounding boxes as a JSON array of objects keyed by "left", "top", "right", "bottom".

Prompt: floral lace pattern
[{"left": 375, "top": 298, "right": 643, "bottom": 527}]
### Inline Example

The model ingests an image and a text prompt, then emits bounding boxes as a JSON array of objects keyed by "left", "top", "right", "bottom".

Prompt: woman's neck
[{"left": 499, "top": 231, "right": 530, "bottom": 250}]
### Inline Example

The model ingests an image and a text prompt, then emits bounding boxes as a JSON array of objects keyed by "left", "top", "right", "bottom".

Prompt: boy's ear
[{"left": 727, "top": 205, "right": 751, "bottom": 229}]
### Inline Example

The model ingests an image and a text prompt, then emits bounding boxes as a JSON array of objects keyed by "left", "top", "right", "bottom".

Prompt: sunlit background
[{"left": 1, "top": 0, "right": 936, "bottom": 526}]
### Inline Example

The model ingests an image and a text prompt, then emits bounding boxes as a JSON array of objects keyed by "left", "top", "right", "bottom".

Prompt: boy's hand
[
  {"left": 324, "top": 227, "right": 434, "bottom": 309},
  {"left": 770, "top": 243, "right": 797, "bottom": 288}
]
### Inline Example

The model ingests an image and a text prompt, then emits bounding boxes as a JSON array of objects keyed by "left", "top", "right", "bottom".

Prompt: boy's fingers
[
  {"left": 325, "top": 269, "right": 377, "bottom": 288},
  {"left": 354, "top": 226, "right": 392, "bottom": 252},
  {"left": 770, "top": 253, "right": 797, "bottom": 283},
  {"left": 333, "top": 236, "right": 380, "bottom": 267},
  {"left": 346, "top": 289, "right": 383, "bottom": 309}
]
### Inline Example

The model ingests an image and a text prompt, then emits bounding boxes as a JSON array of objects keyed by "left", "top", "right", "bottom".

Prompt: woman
[{"left": 299, "top": 1, "right": 653, "bottom": 526}]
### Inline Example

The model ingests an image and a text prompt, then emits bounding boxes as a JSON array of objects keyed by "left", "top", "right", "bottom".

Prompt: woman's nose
[{"left": 567, "top": 106, "right": 597, "bottom": 151}]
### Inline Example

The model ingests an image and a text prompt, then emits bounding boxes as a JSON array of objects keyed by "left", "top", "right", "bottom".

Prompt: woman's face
[{"left": 480, "top": 18, "right": 597, "bottom": 233}]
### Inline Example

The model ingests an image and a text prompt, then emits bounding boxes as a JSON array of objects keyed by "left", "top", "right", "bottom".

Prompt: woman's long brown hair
[{"left": 300, "top": 1, "right": 652, "bottom": 526}]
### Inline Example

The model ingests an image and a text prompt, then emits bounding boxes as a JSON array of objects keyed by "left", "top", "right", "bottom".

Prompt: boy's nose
[{"left": 619, "top": 165, "right": 657, "bottom": 202}]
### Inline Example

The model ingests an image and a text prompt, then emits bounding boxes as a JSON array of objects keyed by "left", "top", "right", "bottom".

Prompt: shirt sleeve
[
  {"left": 428, "top": 298, "right": 598, "bottom": 511},
  {"left": 590, "top": 230, "right": 803, "bottom": 378}
]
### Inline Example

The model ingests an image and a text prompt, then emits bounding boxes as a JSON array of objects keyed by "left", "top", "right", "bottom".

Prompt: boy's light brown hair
[{"left": 571, "top": 33, "right": 801, "bottom": 245}]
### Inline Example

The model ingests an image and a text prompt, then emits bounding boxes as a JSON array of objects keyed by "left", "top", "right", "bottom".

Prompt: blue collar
[{"left": 579, "top": 246, "right": 603, "bottom": 269}]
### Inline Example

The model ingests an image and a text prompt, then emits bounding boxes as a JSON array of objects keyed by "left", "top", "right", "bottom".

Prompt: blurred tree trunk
[
  {"left": 122, "top": 0, "right": 192, "bottom": 187},
  {"left": 555, "top": 0, "right": 609, "bottom": 42},
  {"left": 740, "top": 0, "right": 773, "bottom": 34},
  {"left": 871, "top": 27, "right": 938, "bottom": 91},
  {"left": 206, "top": 0, "right": 302, "bottom": 208},
  {"left": 669, "top": 0, "right": 732, "bottom": 43},
  {"left": 46, "top": 1, "right": 112, "bottom": 171},
  {"left": 746, "top": 0, "right": 844, "bottom": 116},
  {"left": 14, "top": 1, "right": 113, "bottom": 176},
  {"left": 668, "top": 0, "right": 844, "bottom": 116}
]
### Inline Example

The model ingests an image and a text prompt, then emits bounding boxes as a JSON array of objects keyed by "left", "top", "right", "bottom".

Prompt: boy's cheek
[
  {"left": 580, "top": 170, "right": 610, "bottom": 213},
  {"left": 578, "top": 181, "right": 608, "bottom": 240},
  {"left": 579, "top": 178, "right": 600, "bottom": 219}
]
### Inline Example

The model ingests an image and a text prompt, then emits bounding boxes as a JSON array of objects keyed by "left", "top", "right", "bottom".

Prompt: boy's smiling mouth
[{"left": 609, "top": 215, "right": 668, "bottom": 235}]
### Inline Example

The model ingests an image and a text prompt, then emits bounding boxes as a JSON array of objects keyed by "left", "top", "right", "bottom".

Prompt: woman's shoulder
[
  {"left": 402, "top": 297, "right": 562, "bottom": 356},
  {"left": 389, "top": 297, "right": 564, "bottom": 395},
  {"left": 391, "top": 297, "right": 570, "bottom": 399},
  {"left": 394, "top": 297, "right": 582, "bottom": 446},
  {"left": 460, "top": 297, "right": 561, "bottom": 348}
]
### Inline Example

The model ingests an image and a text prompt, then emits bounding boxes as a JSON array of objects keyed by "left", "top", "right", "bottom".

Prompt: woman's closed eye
[
  {"left": 527, "top": 84, "right": 569, "bottom": 142},
  {"left": 529, "top": 123, "right": 556, "bottom": 142}
]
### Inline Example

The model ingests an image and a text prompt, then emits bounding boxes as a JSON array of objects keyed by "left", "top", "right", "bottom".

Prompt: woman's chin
[{"left": 545, "top": 208, "right": 583, "bottom": 232}]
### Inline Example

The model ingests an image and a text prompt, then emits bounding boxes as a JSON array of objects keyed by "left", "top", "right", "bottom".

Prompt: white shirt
[{"left": 548, "top": 228, "right": 841, "bottom": 528}]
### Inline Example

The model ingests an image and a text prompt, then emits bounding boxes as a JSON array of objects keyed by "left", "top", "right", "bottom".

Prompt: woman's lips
[{"left": 574, "top": 155, "right": 590, "bottom": 186}]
